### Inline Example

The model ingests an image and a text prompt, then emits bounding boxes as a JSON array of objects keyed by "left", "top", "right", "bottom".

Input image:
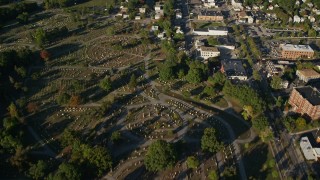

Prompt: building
[
  {"left": 154, "top": 2, "right": 164, "bottom": 19},
  {"left": 188, "top": 0, "right": 202, "bottom": 8},
  {"left": 237, "top": 11, "right": 254, "bottom": 24},
  {"left": 176, "top": 11, "right": 182, "bottom": 19},
  {"left": 294, "top": 15, "right": 301, "bottom": 23},
  {"left": 300, "top": 132, "right": 320, "bottom": 161},
  {"left": 203, "top": 0, "right": 217, "bottom": 8},
  {"left": 280, "top": 44, "right": 315, "bottom": 59},
  {"left": 220, "top": 59, "right": 247, "bottom": 80},
  {"left": 199, "top": 46, "right": 220, "bottom": 59},
  {"left": 231, "top": 0, "right": 244, "bottom": 11},
  {"left": 288, "top": 86, "right": 320, "bottom": 120},
  {"left": 198, "top": 10, "right": 223, "bottom": 21},
  {"left": 139, "top": 7, "right": 146, "bottom": 14},
  {"left": 296, "top": 69, "right": 320, "bottom": 82},
  {"left": 193, "top": 27, "right": 228, "bottom": 36},
  {"left": 266, "top": 61, "right": 284, "bottom": 77}
]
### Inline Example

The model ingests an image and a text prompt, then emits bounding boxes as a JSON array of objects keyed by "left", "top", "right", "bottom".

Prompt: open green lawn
[{"left": 196, "top": 22, "right": 225, "bottom": 29}]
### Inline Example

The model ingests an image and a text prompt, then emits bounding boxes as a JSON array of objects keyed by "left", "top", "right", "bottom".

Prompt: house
[
  {"left": 280, "top": 44, "right": 314, "bottom": 59},
  {"left": 294, "top": 15, "right": 301, "bottom": 23},
  {"left": 193, "top": 27, "right": 228, "bottom": 36},
  {"left": 176, "top": 11, "right": 183, "bottom": 19},
  {"left": 157, "top": 32, "right": 166, "bottom": 39},
  {"left": 154, "top": 2, "right": 164, "bottom": 19},
  {"left": 151, "top": 25, "right": 159, "bottom": 31},
  {"left": 188, "top": 0, "right": 202, "bottom": 8},
  {"left": 288, "top": 86, "right": 320, "bottom": 120},
  {"left": 295, "top": 0, "right": 300, "bottom": 5},
  {"left": 231, "top": 0, "right": 244, "bottom": 11},
  {"left": 296, "top": 69, "right": 320, "bottom": 82},
  {"left": 203, "top": 0, "right": 217, "bottom": 8},
  {"left": 220, "top": 59, "right": 247, "bottom": 80},
  {"left": 198, "top": 10, "right": 224, "bottom": 21},
  {"left": 309, "top": 16, "right": 316, "bottom": 23},
  {"left": 237, "top": 11, "right": 254, "bottom": 24},
  {"left": 199, "top": 46, "right": 220, "bottom": 59},
  {"left": 175, "top": 26, "right": 184, "bottom": 34},
  {"left": 139, "top": 7, "right": 146, "bottom": 14},
  {"left": 195, "top": 39, "right": 205, "bottom": 49},
  {"left": 268, "top": 5, "right": 274, "bottom": 10},
  {"left": 300, "top": 132, "right": 320, "bottom": 161},
  {"left": 135, "top": 15, "right": 141, "bottom": 20},
  {"left": 252, "top": 5, "right": 259, "bottom": 10},
  {"left": 266, "top": 61, "right": 284, "bottom": 77}
]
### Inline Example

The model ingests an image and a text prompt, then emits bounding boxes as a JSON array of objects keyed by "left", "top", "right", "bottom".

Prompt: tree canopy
[
  {"left": 201, "top": 128, "right": 223, "bottom": 153},
  {"left": 144, "top": 140, "right": 177, "bottom": 171}
]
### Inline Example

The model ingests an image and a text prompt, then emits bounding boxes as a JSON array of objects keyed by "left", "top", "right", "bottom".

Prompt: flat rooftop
[
  {"left": 295, "top": 86, "right": 320, "bottom": 106},
  {"left": 208, "top": 27, "right": 228, "bottom": 31},
  {"left": 280, "top": 44, "right": 314, "bottom": 53},
  {"left": 297, "top": 69, "right": 320, "bottom": 77},
  {"left": 200, "top": 46, "right": 219, "bottom": 52}
]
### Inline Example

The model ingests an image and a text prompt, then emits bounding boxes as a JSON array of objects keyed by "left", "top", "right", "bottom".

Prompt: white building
[
  {"left": 300, "top": 135, "right": 320, "bottom": 161},
  {"left": 139, "top": 8, "right": 146, "bottom": 14},
  {"left": 199, "top": 46, "right": 220, "bottom": 59},
  {"left": 154, "top": 2, "right": 164, "bottom": 19},
  {"left": 176, "top": 12, "right": 182, "bottom": 19},
  {"left": 293, "top": 15, "right": 301, "bottom": 23},
  {"left": 193, "top": 27, "right": 228, "bottom": 36},
  {"left": 203, "top": 0, "right": 217, "bottom": 8},
  {"left": 231, "top": 0, "right": 243, "bottom": 11},
  {"left": 195, "top": 39, "right": 205, "bottom": 49}
]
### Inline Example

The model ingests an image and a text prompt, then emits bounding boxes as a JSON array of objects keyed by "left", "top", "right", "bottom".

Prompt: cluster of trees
[
  {"left": 201, "top": 128, "right": 223, "bottom": 154},
  {"left": 33, "top": 27, "right": 69, "bottom": 47},
  {"left": 247, "top": 37, "right": 261, "bottom": 60},
  {"left": 223, "top": 81, "right": 266, "bottom": 115},
  {"left": 251, "top": 115, "right": 273, "bottom": 142},
  {"left": 0, "top": 49, "right": 34, "bottom": 107},
  {"left": 144, "top": 140, "right": 177, "bottom": 171},
  {"left": 0, "top": 2, "right": 38, "bottom": 26},
  {"left": 282, "top": 116, "right": 308, "bottom": 132},
  {"left": 60, "top": 130, "right": 113, "bottom": 177}
]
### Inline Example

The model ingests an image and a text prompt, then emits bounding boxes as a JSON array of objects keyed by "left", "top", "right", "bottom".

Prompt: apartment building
[
  {"left": 198, "top": 10, "right": 223, "bottom": 21},
  {"left": 199, "top": 46, "right": 220, "bottom": 59},
  {"left": 288, "top": 86, "right": 320, "bottom": 120},
  {"left": 280, "top": 44, "right": 315, "bottom": 59}
]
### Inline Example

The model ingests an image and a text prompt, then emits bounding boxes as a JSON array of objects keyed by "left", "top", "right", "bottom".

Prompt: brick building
[
  {"left": 198, "top": 10, "right": 224, "bottom": 21},
  {"left": 280, "top": 44, "right": 315, "bottom": 59},
  {"left": 288, "top": 86, "right": 320, "bottom": 120}
]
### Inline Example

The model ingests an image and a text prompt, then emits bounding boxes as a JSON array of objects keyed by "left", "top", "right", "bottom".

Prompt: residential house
[
  {"left": 154, "top": 2, "right": 164, "bottom": 19},
  {"left": 139, "top": 7, "right": 146, "bottom": 14},
  {"left": 231, "top": 0, "right": 244, "bottom": 11},
  {"left": 203, "top": 0, "right": 217, "bottom": 8},
  {"left": 294, "top": 15, "right": 301, "bottom": 23}
]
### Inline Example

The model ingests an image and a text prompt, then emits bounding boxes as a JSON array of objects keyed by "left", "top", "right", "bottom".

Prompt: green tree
[
  {"left": 110, "top": 130, "right": 122, "bottom": 143},
  {"left": 207, "top": 37, "right": 219, "bottom": 46},
  {"left": 144, "top": 140, "right": 177, "bottom": 171},
  {"left": 106, "top": 26, "right": 116, "bottom": 35},
  {"left": 252, "top": 115, "right": 269, "bottom": 132},
  {"left": 201, "top": 128, "right": 223, "bottom": 153},
  {"left": 159, "top": 62, "right": 175, "bottom": 81},
  {"left": 34, "top": 28, "right": 47, "bottom": 47},
  {"left": 186, "top": 68, "right": 203, "bottom": 84},
  {"left": 308, "top": 29, "right": 317, "bottom": 37},
  {"left": 295, "top": 117, "right": 307, "bottom": 130},
  {"left": 7, "top": 102, "right": 19, "bottom": 118},
  {"left": 253, "top": 70, "right": 261, "bottom": 81},
  {"left": 129, "top": 74, "right": 137, "bottom": 89},
  {"left": 53, "top": 163, "right": 81, "bottom": 180},
  {"left": 56, "top": 93, "right": 71, "bottom": 105},
  {"left": 100, "top": 77, "right": 112, "bottom": 92},
  {"left": 16, "top": 12, "right": 29, "bottom": 24},
  {"left": 208, "top": 170, "right": 218, "bottom": 180},
  {"left": 186, "top": 156, "right": 199, "bottom": 169},
  {"left": 270, "top": 75, "right": 282, "bottom": 90},
  {"left": 208, "top": 71, "right": 225, "bottom": 86},
  {"left": 29, "top": 160, "right": 48, "bottom": 180}
]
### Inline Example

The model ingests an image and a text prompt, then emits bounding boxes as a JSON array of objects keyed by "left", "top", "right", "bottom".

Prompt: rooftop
[
  {"left": 200, "top": 46, "right": 219, "bottom": 52},
  {"left": 221, "top": 59, "right": 247, "bottom": 77},
  {"left": 295, "top": 86, "right": 320, "bottom": 106},
  {"left": 297, "top": 69, "right": 320, "bottom": 77},
  {"left": 280, "top": 44, "right": 314, "bottom": 53},
  {"left": 194, "top": 27, "right": 228, "bottom": 32},
  {"left": 199, "top": 10, "right": 223, "bottom": 16}
]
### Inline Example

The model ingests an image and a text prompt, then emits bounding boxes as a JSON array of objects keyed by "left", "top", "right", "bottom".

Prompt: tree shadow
[{"left": 47, "top": 43, "right": 81, "bottom": 59}]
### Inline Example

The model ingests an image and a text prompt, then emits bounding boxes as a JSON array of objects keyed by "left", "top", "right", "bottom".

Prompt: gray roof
[
  {"left": 221, "top": 59, "right": 247, "bottom": 77},
  {"left": 208, "top": 26, "right": 228, "bottom": 31},
  {"left": 199, "top": 10, "right": 222, "bottom": 16},
  {"left": 295, "top": 86, "right": 320, "bottom": 106}
]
